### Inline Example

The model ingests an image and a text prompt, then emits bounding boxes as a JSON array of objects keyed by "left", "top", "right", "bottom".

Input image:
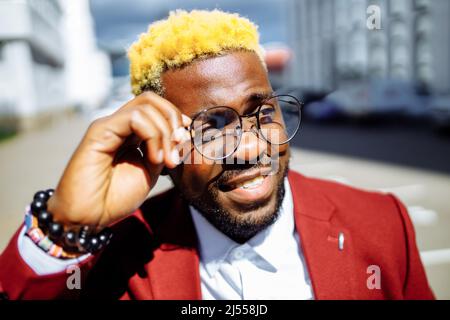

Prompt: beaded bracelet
[
  {"left": 24, "top": 208, "right": 79, "bottom": 259},
  {"left": 25, "top": 189, "right": 113, "bottom": 258}
]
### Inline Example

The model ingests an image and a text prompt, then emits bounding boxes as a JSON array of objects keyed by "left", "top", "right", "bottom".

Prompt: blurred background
[{"left": 0, "top": 0, "right": 449, "bottom": 298}]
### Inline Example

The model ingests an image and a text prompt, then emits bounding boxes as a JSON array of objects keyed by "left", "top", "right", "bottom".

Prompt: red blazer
[{"left": 0, "top": 170, "right": 434, "bottom": 299}]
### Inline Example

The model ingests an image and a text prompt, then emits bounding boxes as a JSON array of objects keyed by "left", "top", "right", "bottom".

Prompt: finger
[
  {"left": 138, "top": 92, "right": 192, "bottom": 142},
  {"left": 146, "top": 137, "right": 164, "bottom": 165},
  {"left": 138, "top": 105, "right": 179, "bottom": 168},
  {"left": 137, "top": 92, "right": 182, "bottom": 131},
  {"left": 182, "top": 114, "right": 192, "bottom": 127},
  {"left": 85, "top": 107, "right": 157, "bottom": 154},
  {"left": 135, "top": 115, "right": 163, "bottom": 165},
  {"left": 140, "top": 141, "right": 165, "bottom": 180}
]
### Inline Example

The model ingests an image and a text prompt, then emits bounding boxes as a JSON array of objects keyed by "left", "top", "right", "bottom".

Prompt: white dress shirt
[
  {"left": 18, "top": 179, "right": 313, "bottom": 300},
  {"left": 190, "top": 179, "right": 314, "bottom": 300}
]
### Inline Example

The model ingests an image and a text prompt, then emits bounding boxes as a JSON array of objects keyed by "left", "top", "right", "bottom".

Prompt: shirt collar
[{"left": 190, "top": 178, "right": 295, "bottom": 277}]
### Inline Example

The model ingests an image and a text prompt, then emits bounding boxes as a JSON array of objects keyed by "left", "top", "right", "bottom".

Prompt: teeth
[{"left": 237, "top": 176, "right": 264, "bottom": 189}]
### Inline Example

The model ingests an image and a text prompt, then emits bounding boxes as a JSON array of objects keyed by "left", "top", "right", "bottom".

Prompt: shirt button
[{"left": 233, "top": 249, "right": 244, "bottom": 259}]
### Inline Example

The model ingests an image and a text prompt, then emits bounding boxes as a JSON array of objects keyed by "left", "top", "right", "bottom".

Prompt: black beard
[{"left": 181, "top": 163, "right": 289, "bottom": 243}]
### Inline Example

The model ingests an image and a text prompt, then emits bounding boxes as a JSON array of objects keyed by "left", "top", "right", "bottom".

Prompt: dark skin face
[{"left": 161, "top": 51, "right": 290, "bottom": 243}]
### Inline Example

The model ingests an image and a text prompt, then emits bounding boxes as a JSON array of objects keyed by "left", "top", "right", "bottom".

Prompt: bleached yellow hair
[{"left": 128, "top": 9, "right": 265, "bottom": 96}]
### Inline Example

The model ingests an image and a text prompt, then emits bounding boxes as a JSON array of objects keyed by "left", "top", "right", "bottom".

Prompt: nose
[{"left": 230, "top": 119, "right": 267, "bottom": 164}]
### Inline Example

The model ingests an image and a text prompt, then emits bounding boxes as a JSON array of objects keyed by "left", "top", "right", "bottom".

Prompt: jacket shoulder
[
  {"left": 289, "top": 171, "right": 434, "bottom": 299},
  {"left": 291, "top": 170, "right": 398, "bottom": 215}
]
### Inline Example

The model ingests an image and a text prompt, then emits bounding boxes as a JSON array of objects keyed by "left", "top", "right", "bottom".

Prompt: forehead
[{"left": 161, "top": 51, "right": 272, "bottom": 116}]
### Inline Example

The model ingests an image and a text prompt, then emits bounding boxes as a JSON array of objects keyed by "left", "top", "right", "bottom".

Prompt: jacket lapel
[
  {"left": 146, "top": 171, "right": 356, "bottom": 300},
  {"left": 145, "top": 192, "right": 202, "bottom": 300},
  {"left": 288, "top": 171, "right": 357, "bottom": 299}
]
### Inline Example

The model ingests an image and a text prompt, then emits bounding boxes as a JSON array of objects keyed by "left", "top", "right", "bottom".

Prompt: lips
[
  {"left": 236, "top": 175, "right": 265, "bottom": 189},
  {"left": 219, "top": 167, "right": 273, "bottom": 191},
  {"left": 219, "top": 167, "right": 275, "bottom": 206}
]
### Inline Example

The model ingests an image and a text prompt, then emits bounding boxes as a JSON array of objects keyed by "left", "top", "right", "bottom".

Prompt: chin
[
  {"left": 175, "top": 160, "right": 289, "bottom": 242},
  {"left": 195, "top": 168, "right": 287, "bottom": 243},
  {"left": 223, "top": 190, "right": 278, "bottom": 221}
]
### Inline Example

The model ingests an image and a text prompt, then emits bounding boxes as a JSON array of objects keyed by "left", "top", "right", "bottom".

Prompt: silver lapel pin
[{"left": 338, "top": 232, "right": 345, "bottom": 251}]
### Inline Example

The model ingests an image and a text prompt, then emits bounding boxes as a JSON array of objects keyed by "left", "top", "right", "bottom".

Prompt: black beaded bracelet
[{"left": 29, "top": 189, "right": 113, "bottom": 254}]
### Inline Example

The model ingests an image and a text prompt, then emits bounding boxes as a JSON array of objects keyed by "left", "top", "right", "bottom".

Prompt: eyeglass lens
[{"left": 191, "top": 95, "right": 301, "bottom": 160}]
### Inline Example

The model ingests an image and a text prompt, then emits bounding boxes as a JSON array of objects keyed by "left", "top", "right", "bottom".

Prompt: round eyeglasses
[{"left": 189, "top": 94, "right": 303, "bottom": 160}]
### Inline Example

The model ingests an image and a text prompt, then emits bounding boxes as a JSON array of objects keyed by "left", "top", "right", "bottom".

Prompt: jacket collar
[
  {"left": 288, "top": 170, "right": 357, "bottom": 299},
  {"left": 143, "top": 190, "right": 202, "bottom": 300},
  {"left": 146, "top": 170, "right": 355, "bottom": 299}
]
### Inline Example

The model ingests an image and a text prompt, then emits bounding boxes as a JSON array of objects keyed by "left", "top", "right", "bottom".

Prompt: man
[{"left": 0, "top": 9, "right": 434, "bottom": 300}]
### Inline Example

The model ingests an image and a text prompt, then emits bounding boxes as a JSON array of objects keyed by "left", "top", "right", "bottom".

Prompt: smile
[
  {"left": 236, "top": 176, "right": 265, "bottom": 189},
  {"left": 220, "top": 169, "right": 274, "bottom": 206}
]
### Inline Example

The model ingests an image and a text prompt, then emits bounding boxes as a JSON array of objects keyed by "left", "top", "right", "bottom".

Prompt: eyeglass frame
[{"left": 188, "top": 94, "right": 304, "bottom": 160}]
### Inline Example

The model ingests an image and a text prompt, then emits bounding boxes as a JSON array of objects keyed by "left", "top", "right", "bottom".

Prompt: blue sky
[{"left": 89, "top": 0, "right": 288, "bottom": 52}]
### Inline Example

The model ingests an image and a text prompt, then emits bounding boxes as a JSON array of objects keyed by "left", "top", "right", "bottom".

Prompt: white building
[
  {"left": 429, "top": 0, "right": 450, "bottom": 96},
  {"left": 286, "top": 0, "right": 450, "bottom": 96},
  {"left": 62, "top": 0, "right": 111, "bottom": 112},
  {"left": 0, "top": 0, "right": 111, "bottom": 132}
]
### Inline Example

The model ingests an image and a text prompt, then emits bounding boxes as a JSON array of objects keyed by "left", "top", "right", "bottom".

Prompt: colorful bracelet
[
  {"left": 25, "top": 189, "right": 113, "bottom": 258},
  {"left": 24, "top": 208, "right": 79, "bottom": 259}
]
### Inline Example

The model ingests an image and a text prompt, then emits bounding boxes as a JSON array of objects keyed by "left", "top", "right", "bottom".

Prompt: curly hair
[{"left": 128, "top": 9, "right": 265, "bottom": 96}]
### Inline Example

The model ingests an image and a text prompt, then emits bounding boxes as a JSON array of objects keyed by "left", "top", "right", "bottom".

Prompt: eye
[
  {"left": 259, "top": 104, "right": 276, "bottom": 124},
  {"left": 201, "top": 125, "right": 215, "bottom": 133},
  {"left": 201, "top": 126, "right": 221, "bottom": 143}
]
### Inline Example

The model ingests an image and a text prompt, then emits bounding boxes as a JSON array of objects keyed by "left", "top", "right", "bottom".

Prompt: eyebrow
[
  {"left": 189, "top": 90, "right": 275, "bottom": 119},
  {"left": 241, "top": 91, "right": 275, "bottom": 114}
]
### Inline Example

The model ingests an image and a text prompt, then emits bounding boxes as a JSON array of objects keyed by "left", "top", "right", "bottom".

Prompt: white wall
[
  {"left": 62, "top": 0, "right": 112, "bottom": 111},
  {"left": 0, "top": 0, "right": 112, "bottom": 130},
  {"left": 286, "top": 0, "right": 449, "bottom": 93}
]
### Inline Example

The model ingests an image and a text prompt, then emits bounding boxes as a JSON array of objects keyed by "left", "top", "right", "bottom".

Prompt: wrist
[
  {"left": 46, "top": 191, "right": 81, "bottom": 227},
  {"left": 27, "top": 189, "right": 113, "bottom": 257}
]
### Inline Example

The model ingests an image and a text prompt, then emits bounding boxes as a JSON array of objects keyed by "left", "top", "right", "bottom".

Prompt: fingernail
[
  {"left": 182, "top": 114, "right": 192, "bottom": 126},
  {"left": 171, "top": 149, "right": 180, "bottom": 165},
  {"left": 172, "top": 127, "right": 185, "bottom": 143},
  {"left": 173, "top": 127, "right": 190, "bottom": 143}
]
